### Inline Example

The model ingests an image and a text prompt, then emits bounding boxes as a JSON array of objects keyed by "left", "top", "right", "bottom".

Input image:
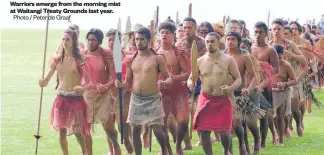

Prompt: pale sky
[{"left": 1, "top": 0, "right": 323, "bottom": 32}]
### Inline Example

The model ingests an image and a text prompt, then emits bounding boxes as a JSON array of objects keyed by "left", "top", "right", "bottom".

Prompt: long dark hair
[{"left": 55, "top": 28, "right": 83, "bottom": 90}]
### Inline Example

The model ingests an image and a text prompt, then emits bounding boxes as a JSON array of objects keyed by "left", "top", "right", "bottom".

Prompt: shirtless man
[
  {"left": 106, "top": 28, "right": 134, "bottom": 154},
  {"left": 70, "top": 24, "right": 85, "bottom": 50},
  {"left": 82, "top": 28, "right": 121, "bottom": 155},
  {"left": 39, "top": 29, "right": 88, "bottom": 155},
  {"left": 269, "top": 18, "right": 308, "bottom": 137},
  {"left": 289, "top": 20, "right": 311, "bottom": 133},
  {"left": 175, "top": 17, "right": 207, "bottom": 56},
  {"left": 188, "top": 32, "right": 242, "bottom": 155},
  {"left": 55, "top": 24, "right": 85, "bottom": 54},
  {"left": 197, "top": 22, "right": 214, "bottom": 39},
  {"left": 175, "top": 17, "right": 207, "bottom": 148},
  {"left": 115, "top": 27, "right": 172, "bottom": 155},
  {"left": 284, "top": 26, "right": 293, "bottom": 40},
  {"left": 176, "top": 23, "right": 185, "bottom": 42},
  {"left": 224, "top": 31, "right": 261, "bottom": 155},
  {"left": 156, "top": 21, "right": 190, "bottom": 155},
  {"left": 271, "top": 44, "right": 297, "bottom": 147},
  {"left": 230, "top": 20, "right": 241, "bottom": 33},
  {"left": 251, "top": 21, "right": 280, "bottom": 149}
]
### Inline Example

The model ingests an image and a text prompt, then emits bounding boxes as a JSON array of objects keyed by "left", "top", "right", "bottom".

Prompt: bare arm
[
  {"left": 290, "top": 42, "right": 308, "bottom": 81},
  {"left": 121, "top": 61, "right": 133, "bottom": 89},
  {"left": 157, "top": 55, "right": 172, "bottom": 85},
  {"left": 244, "top": 55, "right": 258, "bottom": 92},
  {"left": 286, "top": 63, "right": 297, "bottom": 87},
  {"left": 104, "top": 58, "right": 117, "bottom": 89},
  {"left": 269, "top": 47, "right": 280, "bottom": 74},
  {"left": 228, "top": 57, "right": 242, "bottom": 91},
  {"left": 187, "top": 57, "right": 200, "bottom": 88},
  {"left": 289, "top": 42, "right": 307, "bottom": 63},
  {"left": 44, "top": 59, "right": 57, "bottom": 82},
  {"left": 172, "top": 53, "right": 190, "bottom": 82}
]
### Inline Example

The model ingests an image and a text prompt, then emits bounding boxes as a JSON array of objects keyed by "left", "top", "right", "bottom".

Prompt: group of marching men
[{"left": 38, "top": 15, "right": 324, "bottom": 155}]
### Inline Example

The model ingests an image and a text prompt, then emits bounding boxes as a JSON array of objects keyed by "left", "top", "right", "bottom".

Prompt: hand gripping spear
[
  {"left": 34, "top": 11, "right": 50, "bottom": 155},
  {"left": 189, "top": 40, "right": 198, "bottom": 139},
  {"left": 113, "top": 31, "right": 124, "bottom": 144}
]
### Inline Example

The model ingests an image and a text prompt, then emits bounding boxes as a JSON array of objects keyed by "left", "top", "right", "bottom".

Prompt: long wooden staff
[
  {"left": 188, "top": 3, "right": 192, "bottom": 17},
  {"left": 34, "top": 11, "right": 50, "bottom": 155},
  {"left": 149, "top": 19, "right": 155, "bottom": 152},
  {"left": 189, "top": 40, "right": 198, "bottom": 139},
  {"left": 267, "top": 10, "right": 270, "bottom": 28}
]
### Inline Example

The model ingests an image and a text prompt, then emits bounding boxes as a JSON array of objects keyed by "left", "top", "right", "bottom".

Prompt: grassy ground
[{"left": 1, "top": 28, "right": 324, "bottom": 155}]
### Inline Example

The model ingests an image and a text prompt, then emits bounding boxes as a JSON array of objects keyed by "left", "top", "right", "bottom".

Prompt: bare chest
[
  {"left": 56, "top": 58, "right": 79, "bottom": 75},
  {"left": 252, "top": 47, "right": 269, "bottom": 61},
  {"left": 158, "top": 50, "right": 179, "bottom": 72},
  {"left": 131, "top": 57, "right": 158, "bottom": 74},
  {"left": 200, "top": 59, "right": 227, "bottom": 77}
]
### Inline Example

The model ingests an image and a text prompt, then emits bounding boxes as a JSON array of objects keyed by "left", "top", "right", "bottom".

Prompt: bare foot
[
  {"left": 225, "top": 151, "right": 232, "bottom": 155},
  {"left": 240, "top": 144, "right": 248, "bottom": 155},
  {"left": 125, "top": 140, "right": 134, "bottom": 154},
  {"left": 272, "top": 135, "right": 278, "bottom": 145},
  {"left": 143, "top": 134, "right": 150, "bottom": 148},
  {"left": 285, "top": 128, "right": 292, "bottom": 140},
  {"left": 176, "top": 148, "right": 184, "bottom": 155},
  {"left": 182, "top": 145, "right": 192, "bottom": 150},
  {"left": 278, "top": 143, "right": 284, "bottom": 147},
  {"left": 107, "top": 152, "right": 112, "bottom": 155},
  {"left": 297, "top": 126, "right": 303, "bottom": 137},
  {"left": 252, "top": 141, "right": 261, "bottom": 154},
  {"left": 194, "top": 141, "right": 201, "bottom": 147}
]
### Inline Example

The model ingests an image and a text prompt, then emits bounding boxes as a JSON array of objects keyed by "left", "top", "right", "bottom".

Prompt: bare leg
[
  {"left": 260, "top": 91, "right": 271, "bottom": 149},
  {"left": 59, "top": 129, "right": 69, "bottom": 155},
  {"left": 247, "top": 120, "right": 261, "bottom": 153},
  {"left": 182, "top": 131, "right": 192, "bottom": 150},
  {"left": 242, "top": 121, "right": 250, "bottom": 154},
  {"left": 152, "top": 125, "right": 168, "bottom": 155},
  {"left": 74, "top": 132, "right": 87, "bottom": 155},
  {"left": 276, "top": 103, "right": 286, "bottom": 146},
  {"left": 102, "top": 120, "right": 121, "bottom": 155},
  {"left": 163, "top": 117, "right": 173, "bottom": 155},
  {"left": 85, "top": 124, "right": 93, "bottom": 155},
  {"left": 108, "top": 140, "right": 114, "bottom": 155},
  {"left": 284, "top": 116, "right": 292, "bottom": 140},
  {"left": 268, "top": 111, "right": 278, "bottom": 144},
  {"left": 200, "top": 131, "right": 213, "bottom": 155},
  {"left": 212, "top": 131, "right": 221, "bottom": 143},
  {"left": 233, "top": 119, "right": 247, "bottom": 155},
  {"left": 219, "top": 131, "right": 232, "bottom": 155},
  {"left": 132, "top": 125, "right": 142, "bottom": 155},
  {"left": 300, "top": 100, "right": 306, "bottom": 129},
  {"left": 175, "top": 112, "right": 189, "bottom": 155},
  {"left": 195, "top": 131, "right": 202, "bottom": 146},
  {"left": 116, "top": 114, "right": 134, "bottom": 154},
  {"left": 168, "top": 115, "right": 177, "bottom": 143},
  {"left": 291, "top": 90, "right": 303, "bottom": 137},
  {"left": 142, "top": 126, "right": 150, "bottom": 148}
]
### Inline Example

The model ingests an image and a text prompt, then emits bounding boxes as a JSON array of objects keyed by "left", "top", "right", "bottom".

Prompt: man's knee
[
  {"left": 218, "top": 131, "right": 231, "bottom": 137},
  {"left": 59, "top": 129, "right": 67, "bottom": 138}
]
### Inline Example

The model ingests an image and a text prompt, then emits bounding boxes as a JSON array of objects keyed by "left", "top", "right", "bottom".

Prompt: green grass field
[{"left": 1, "top": 28, "right": 324, "bottom": 155}]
